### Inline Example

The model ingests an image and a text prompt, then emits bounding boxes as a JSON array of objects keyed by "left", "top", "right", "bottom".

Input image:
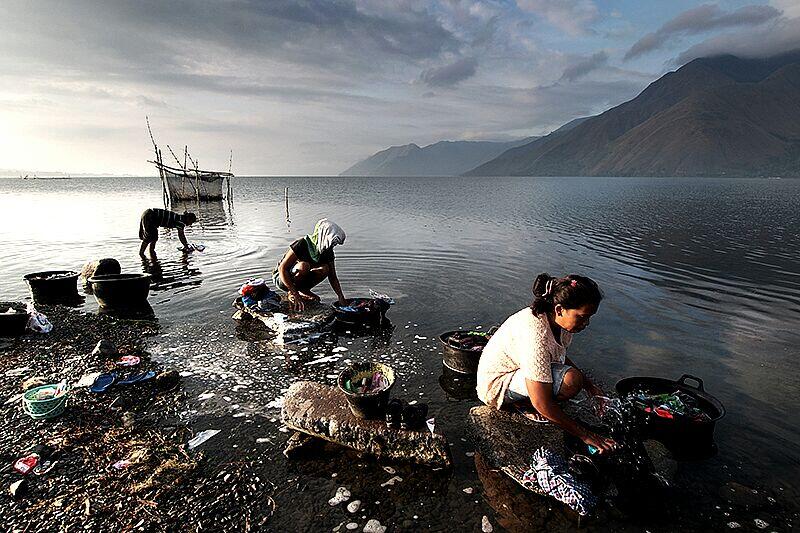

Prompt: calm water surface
[{"left": 1, "top": 176, "right": 798, "bottom": 531}]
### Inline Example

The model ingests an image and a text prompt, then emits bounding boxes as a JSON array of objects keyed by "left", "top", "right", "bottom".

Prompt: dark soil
[{"left": 0, "top": 305, "right": 275, "bottom": 532}]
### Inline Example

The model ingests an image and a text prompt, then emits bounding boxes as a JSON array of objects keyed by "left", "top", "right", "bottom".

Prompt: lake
[{"left": 1, "top": 176, "right": 798, "bottom": 531}]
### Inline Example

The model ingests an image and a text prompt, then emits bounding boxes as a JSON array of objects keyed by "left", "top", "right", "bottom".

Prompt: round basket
[
  {"left": 22, "top": 384, "right": 69, "bottom": 420},
  {"left": 337, "top": 361, "right": 396, "bottom": 419}
]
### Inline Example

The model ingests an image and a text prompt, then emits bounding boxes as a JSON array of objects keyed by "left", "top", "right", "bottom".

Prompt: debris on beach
[
  {"left": 187, "top": 429, "right": 221, "bottom": 450},
  {"left": 328, "top": 486, "right": 351, "bottom": 506}
]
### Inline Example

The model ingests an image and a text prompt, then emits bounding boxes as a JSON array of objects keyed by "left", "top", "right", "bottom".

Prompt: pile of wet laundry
[
  {"left": 445, "top": 331, "right": 490, "bottom": 352},
  {"left": 630, "top": 391, "right": 710, "bottom": 421},
  {"left": 336, "top": 299, "right": 376, "bottom": 313},
  {"left": 239, "top": 278, "right": 282, "bottom": 311}
]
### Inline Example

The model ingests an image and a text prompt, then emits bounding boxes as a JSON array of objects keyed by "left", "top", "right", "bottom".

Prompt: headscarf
[{"left": 305, "top": 218, "right": 346, "bottom": 262}]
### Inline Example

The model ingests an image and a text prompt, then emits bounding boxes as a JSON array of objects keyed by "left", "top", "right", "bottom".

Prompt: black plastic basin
[
  {"left": 337, "top": 361, "right": 395, "bottom": 419},
  {"left": 88, "top": 273, "right": 151, "bottom": 310},
  {"left": 0, "top": 302, "right": 28, "bottom": 337},
  {"left": 24, "top": 270, "right": 80, "bottom": 304},
  {"left": 616, "top": 374, "right": 725, "bottom": 460},
  {"left": 438, "top": 330, "right": 490, "bottom": 374},
  {"left": 332, "top": 298, "right": 389, "bottom": 326}
]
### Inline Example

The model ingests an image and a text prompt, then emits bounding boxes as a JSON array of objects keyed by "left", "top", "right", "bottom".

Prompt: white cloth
[
  {"left": 312, "top": 218, "right": 346, "bottom": 253},
  {"left": 476, "top": 308, "right": 572, "bottom": 409}
]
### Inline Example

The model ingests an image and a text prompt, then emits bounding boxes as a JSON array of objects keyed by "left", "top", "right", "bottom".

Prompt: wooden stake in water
[{"left": 285, "top": 187, "right": 291, "bottom": 231}]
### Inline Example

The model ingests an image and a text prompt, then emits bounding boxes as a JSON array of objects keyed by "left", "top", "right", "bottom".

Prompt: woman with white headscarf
[{"left": 272, "top": 218, "right": 347, "bottom": 311}]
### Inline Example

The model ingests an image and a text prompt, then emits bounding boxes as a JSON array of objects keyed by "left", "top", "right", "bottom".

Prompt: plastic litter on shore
[{"left": 186, "top": 429, "right": 221, "bottom": 450}]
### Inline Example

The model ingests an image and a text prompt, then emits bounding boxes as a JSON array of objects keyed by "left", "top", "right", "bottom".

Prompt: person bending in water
[
  {"left": 273, "top": 218, "right": 347, "bottom": 312},
  {"left": 476, "top": 273, "right": 617, "bottom": 453},
  {"left": 139, "top": 208, "right": 197, "bottom": 256}
]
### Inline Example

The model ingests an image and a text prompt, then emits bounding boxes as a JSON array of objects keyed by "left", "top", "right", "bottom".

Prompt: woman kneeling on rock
[
  {"left": 476, "top": 273, "right": 616, "bottom": 453},
  {"left": 272, "top": 218, "right": 347, "bottom": 311}
]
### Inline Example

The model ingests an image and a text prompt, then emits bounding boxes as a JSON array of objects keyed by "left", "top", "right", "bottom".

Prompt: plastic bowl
[
  {"left": 337, "top": 361, "right": 396, "bottom": 419},
  {"left": 88, "top": 273, "right": 151, "bottom": 310}
]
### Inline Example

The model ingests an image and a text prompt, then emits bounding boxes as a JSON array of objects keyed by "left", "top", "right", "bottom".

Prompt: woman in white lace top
[{"left": 476, "top": 273, "right": 616, "bottom": 454}]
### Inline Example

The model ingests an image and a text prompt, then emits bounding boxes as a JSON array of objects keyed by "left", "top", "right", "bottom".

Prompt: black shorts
[{"left": 139, "top": 209, "right": 159, "bottom": 243}]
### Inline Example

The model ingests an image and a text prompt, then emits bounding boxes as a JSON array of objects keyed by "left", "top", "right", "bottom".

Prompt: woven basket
[{"left": 22, "top": 384, "right": 69, "bottom": 420}]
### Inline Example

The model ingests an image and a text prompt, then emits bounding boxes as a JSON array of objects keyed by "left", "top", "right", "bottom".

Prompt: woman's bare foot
[
  {"left": 298, "top": 290, "right": 320, "bottom": 302},
  {"left": 511, "top": 401, "right": 550, "bottom": 423}
]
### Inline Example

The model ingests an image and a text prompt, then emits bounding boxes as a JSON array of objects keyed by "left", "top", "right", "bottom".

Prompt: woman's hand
[
  {"left": 288, "top": 291, "right": 305, "bottom": 312},
  {"left": 585, "top": 381, "right": 604, "bottom": 397},
  {"left": 579, "top": 429, "right": 617, "bottom": 454}
]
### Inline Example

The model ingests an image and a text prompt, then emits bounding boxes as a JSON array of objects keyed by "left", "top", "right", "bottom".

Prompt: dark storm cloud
[
  {"left": 624, "top": 4, "right": 780, "bottom": 60},
  {"left": 419, "top": 57, "right": 478, "bottom": 87},
  {"left": 560, "top": 51, "right": 609, "bottom": 81},
  {"left": 0, "top": 0, "right": 460, "bottom": 90}
]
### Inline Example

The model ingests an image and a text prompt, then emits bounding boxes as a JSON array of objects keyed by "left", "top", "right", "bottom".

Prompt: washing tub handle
[{"left": 677, "top": 374, "right": 705, "bottom": 391}]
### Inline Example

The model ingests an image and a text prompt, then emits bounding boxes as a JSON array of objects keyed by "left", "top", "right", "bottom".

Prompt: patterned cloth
[{"left": 522, "top": 447, "right": 597, "bottom": 516}]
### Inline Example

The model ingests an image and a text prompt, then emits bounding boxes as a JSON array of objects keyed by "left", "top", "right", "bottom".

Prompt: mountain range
[
  {"left": 339, "top": 137, "right": 537, "bottom": 177},
  {"left": 342, "top": 51, "right": 800, "bottom": 178}
]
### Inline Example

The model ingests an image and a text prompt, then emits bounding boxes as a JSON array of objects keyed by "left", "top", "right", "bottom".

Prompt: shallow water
[{"left": 1, "top": 176, "right": 799, "bottom": 531}]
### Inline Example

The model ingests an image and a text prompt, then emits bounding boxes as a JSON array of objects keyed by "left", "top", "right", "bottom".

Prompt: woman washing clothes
[
  {"left": 476, "top": 273, "right": 617, "bottom": 453},
  {"left": 272, "top": 218, "right": 347, "bottom": 312}
]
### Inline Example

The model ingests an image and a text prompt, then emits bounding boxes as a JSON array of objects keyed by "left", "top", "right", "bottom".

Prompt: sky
[{"left": 0, "top": 0, "right": 798, "bottom": 176}]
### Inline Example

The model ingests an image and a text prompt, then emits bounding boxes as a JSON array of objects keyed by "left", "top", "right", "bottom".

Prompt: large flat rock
[
  {"left": 467, "top": 406, "right": 563, "bottom": 494},
  {"left": 468, "top": 403, "right": 677, "bottom": 496},
  {"left": 281, "top": 381, "right": 451, "bottom": 467},
  {"left": 232, "top": 297, "right": 334, "bottom": 343}
]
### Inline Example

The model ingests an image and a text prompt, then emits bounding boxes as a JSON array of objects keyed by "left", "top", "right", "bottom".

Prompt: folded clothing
[{"left": 522, "top": 447, "right": 597, "bottom": 516}]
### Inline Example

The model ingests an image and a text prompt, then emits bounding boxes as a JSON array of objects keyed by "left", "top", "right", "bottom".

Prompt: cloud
[
  {"left": 675, "top": 14, "right": 800, "bottom": 64},
  {"left": 419, "top": 57, "right": 478, "bottom": 87},
  {"left": 560, "top": 51, "right": 608, "bottom": 81},
  {"left": 516, "top": 0, "right": 599, "bottom": 35},
  {"left": 624, "top": 4, "right": 780, "bottom": 60}
]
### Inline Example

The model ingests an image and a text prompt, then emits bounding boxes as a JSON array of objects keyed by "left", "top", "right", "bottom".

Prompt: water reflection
[
  {"left": 438, "top": 364, "right": 478, "bottom": 401},
  {"left": 141, "top": 255, "right": 202, "bottom": 293}
]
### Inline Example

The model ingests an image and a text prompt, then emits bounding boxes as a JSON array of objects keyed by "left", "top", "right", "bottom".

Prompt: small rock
[
  {"left": 10, "top": 479, "right": 27, "bottom": 498},
  {"left": 121, "top": 412, "right": 135, "bottom": 428},
  {"left": 92, "top": 339, "right": 117, "bottom": 358},
  {"left": 345, "top": 524, "right": 359, "bottom": 531},
  {"left": 155, "top": 370, "right": 180, "bottom": 391},
  {"left": 363, "top": 519, "right": 386, "bottom": 533},
  {"left": 328, "top": 487, "right": 351, "bottom": 506},
  {"left": 727, "top": 523, "right": 741, "bottom": 529},
  {"left": 347, "top": 500, "right": 361, "bottom": 513},
  {"left": 21, "top": 376, "right": 48, "bottom": 391},
  {"left": 754, "top": 519, "right": 768, "bottom": 529},
  {"left": 380, "top": 476, "right": 402, "bottom": 487},
  {"left": 481, "top": 515, "right": 493, "bottom": 532},
  {"left": 463, "top": 487, "right": 474, "bottom": 494},
  {"left": 382, "top": 466, "right": 396, "bottom": 475}
]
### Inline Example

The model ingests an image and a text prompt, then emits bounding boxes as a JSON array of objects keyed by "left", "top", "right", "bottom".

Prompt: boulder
[
  {"left": 81, "top": 258, "right": 121, "bottom": 281},
  {"left": 233, "top": 297, "right": 334, "bottom": 344},
  {"left": 281, "top": 381, "right": 451, "bottom": 467}
]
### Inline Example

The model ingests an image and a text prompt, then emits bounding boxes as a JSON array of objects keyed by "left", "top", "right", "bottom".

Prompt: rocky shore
[{"left": 0, "top": 305, "right": 274, "bottom": 531}]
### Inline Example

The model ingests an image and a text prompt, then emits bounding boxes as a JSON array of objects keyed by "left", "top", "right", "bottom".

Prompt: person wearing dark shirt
[
  {"left": 139, "top": 208, "right": 197, "bottom": 256},
  {"left": 273, "top": 218, "right": 346, "bottom": 311}
]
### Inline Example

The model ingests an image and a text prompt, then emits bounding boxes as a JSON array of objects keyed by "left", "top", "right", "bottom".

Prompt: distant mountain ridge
[
  {"left": 466, "top": 51, "right": 800, "bottom": 177},
  {"left": 340, "top": 137, "right": 537, "bottom": 177}
]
